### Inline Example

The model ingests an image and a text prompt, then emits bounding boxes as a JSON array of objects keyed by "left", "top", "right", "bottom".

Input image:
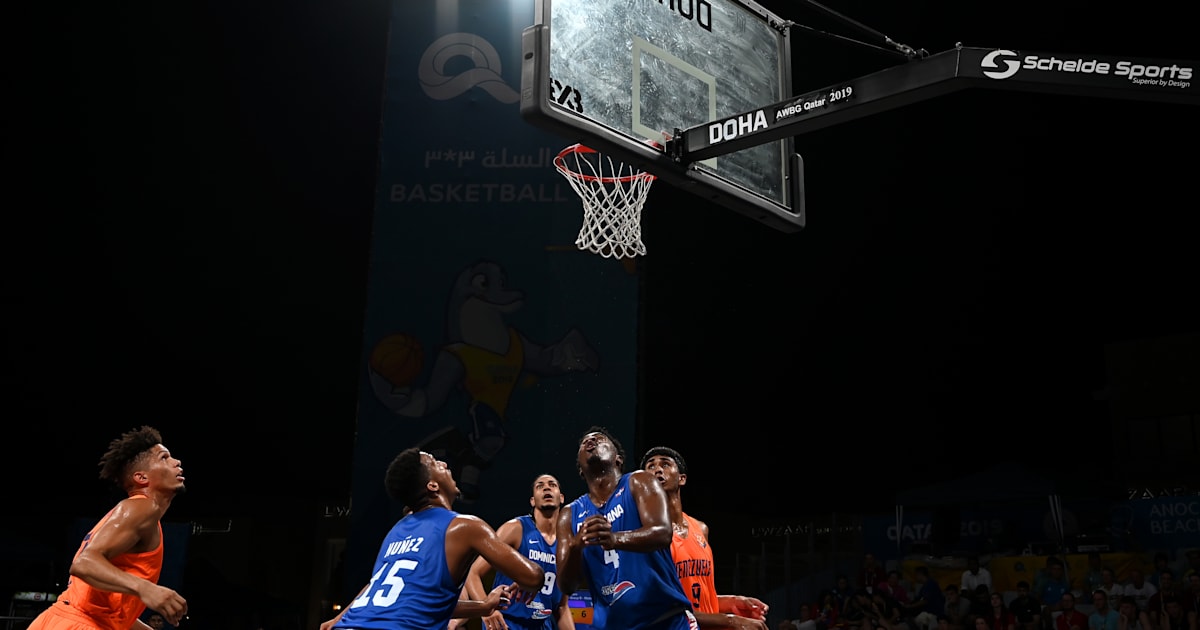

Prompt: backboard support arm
[{"left": 670, "top": 46, "right": 1199, "bottom": 163}]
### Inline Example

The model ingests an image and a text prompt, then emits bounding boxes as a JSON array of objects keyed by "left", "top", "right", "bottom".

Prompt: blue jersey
[
  {"left": 492, "top": 515, "right": 561, "bottom": 630},
  {"left": 568, "top": 473, "right": 693, "bottom": 630},
  {"left": 335, "top": 507, "right": 462, "bottom": 630}
]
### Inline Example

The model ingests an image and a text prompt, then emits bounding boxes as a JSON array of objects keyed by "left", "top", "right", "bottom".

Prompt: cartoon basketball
[{"left": 369, "top": 333, "right": 424, "bottom": 388}]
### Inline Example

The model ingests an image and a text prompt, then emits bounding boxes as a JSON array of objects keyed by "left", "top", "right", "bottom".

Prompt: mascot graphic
[{"left": 368, "top": 260, "right": 599, "bottom": 501}]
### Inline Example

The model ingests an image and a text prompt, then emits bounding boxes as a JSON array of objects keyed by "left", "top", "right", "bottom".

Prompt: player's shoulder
[
  {"left": 626, "top": 468, "right": 658, "bottom": 486},
  {"left": 496, "top": 515, "right": 528, "bottom": 536},
  {"left": 685, "top": 513, "right": 711, "bottom": 537},
  {"left": 112, "top": 495, "right": 160, "bottom": 522},
  {"left": 448, "top": 512, "right": 492, "bottom": 532}
]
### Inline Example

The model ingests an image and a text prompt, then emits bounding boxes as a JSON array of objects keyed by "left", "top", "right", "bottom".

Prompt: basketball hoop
[{"left": 554, "top": 143, "right": 656, "bottom": 259}]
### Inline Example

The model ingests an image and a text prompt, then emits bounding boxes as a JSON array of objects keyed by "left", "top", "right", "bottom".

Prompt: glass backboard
[{"left": 520, "top": 0, "right": 805, "bottom": 231}]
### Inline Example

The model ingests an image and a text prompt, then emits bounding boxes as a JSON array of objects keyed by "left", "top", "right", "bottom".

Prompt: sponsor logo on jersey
[{"left": 601, "top": 580, "right": 637, "bottom": 602}]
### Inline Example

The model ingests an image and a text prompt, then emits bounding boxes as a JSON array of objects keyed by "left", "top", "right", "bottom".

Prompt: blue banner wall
[
  {"left": 1125, "top": 496, "right": 1200, "bottom": 550},
  {"left": 344, "top": 0, "right": 640, "bottom": 593}
]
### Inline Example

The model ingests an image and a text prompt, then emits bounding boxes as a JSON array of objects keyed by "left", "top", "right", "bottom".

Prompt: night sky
[{"left": 8, "top": 0, "right": 1198, "bottom": 554}]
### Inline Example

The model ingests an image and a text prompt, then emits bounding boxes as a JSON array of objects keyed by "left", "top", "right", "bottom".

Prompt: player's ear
[{"left": 678, "top": 473, "right": 687, "bottom": 487}]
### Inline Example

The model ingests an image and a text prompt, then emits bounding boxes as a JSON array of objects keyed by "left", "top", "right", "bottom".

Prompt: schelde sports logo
[
  {"left": 601, "top": 580, "right": 637, "bottom": 602},
  {"left": 418, "top": 32, "right": 519, "bottom": 103},
  {"left": 981, "top": 49, "right": 1021, "bottom": 80}
]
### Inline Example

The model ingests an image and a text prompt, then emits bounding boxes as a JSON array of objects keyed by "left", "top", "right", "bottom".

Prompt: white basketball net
[{"left": 554, "top": 144, "right": 656, "bottom": 259}]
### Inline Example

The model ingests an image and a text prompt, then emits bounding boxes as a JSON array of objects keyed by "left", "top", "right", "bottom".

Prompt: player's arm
[
  {"left": 556, "top": 506, "right": 585, "bottom": 595},
  {"left": 554, "top": 592, "right": 577, "bottom": 630},
  {"left": 70, "top": 499, "right": 188, "bottom": 625},
  {"left": 465, "top": 518, "right": 520, "bottom": 598},
  {"left": 675, "top": 517, "right": 767, "bottom": 629},
  {"left": 465, "top": 518, "right": 521, "bottom": 628},
  {"left": 718, "top": 595, "right": 769, "bottom": 619},
  {"left": 452, "top": 515, "right": 544, "bottom": 593},
  {"left": 692, "top": 608, "right": 769, "bottom": 629},
  {"left": 320, "top": 584, "right": 367, "bottom": 630},
  {"left": 613, "top": 469, "right": 673, "bottom": 551},
  {"left": 453, "top": 583, "right": 519, "bottom": 618}
]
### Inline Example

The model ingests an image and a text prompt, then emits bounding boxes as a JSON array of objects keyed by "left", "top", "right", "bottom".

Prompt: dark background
[{"left": 6, "top": 0, "right": 1198, "bottom": 614}]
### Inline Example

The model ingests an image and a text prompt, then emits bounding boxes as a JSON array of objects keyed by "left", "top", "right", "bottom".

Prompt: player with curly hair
[{"left": 29, "top": 425, "right": 189, "bottom": 630}]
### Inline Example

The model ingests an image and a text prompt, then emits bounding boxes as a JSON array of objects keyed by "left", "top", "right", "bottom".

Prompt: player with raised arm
[
  {"left": 464, "top": 473, "right": 576, "bottom": 630},
  {"left": 322, "top": 448, "right": 545, "bottom": 630},
  {"left": 641, "top": 446, "right": 769, "bottom": 630},
  {"left": 557, "top": 426, "right": 698, "bottom": 630}
]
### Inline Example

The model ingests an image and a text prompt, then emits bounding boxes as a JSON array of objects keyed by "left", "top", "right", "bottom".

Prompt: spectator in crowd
[
  {"left": 1115, "top": 595, "right": 1150, "bottom": 630},
  {"left": 1187, "top": 574, "right": 1200, "bottom": 616},
  {"left": 1038, "top": 559, "right": 1071, "bottom": 621},
  {"left": 983, "top": 591, "right": 1014, "bottom": 630},
  {"left": 968, "top": 586, "right": 991, "bottom": 622},
  {"left": 878, "top": 571, "right": 909, "bottom": 605},
  {"left": 962, "top": 557, "right": 993, "bottom": 595},
  {"left": 816, "top": 591, "right": 840, "bottom": 630},
  {"left": 1159, "top": 597, "right": 1195, "bottom": 630},
  {"left": 1055, "top": 593, "right": 1089, "bottom": 630},
  {"left": 862, "top": 554, "right": 888, "bottom": 595},
  {"left": 872, "top": 590, "right": 908, "bottom": 630},
  {"left": 1089, "top": 589, "right": 1120, "bottom": 630},
  {"left": 841, "top": 590, "right": 875, "bottom": 630},
  {"left": 832, "top": 575, "right": 854, "bottom": 615},
  {"left": 1007, "top": 581, "right": 1041, "bottom": 630},
  {"left": 1083, "top": 554, "right": 1106, "bottom": 597},
  {"left": 943, "top": 584, "right": 973, "bottom": 630},
  {"left": 1099, "top": 568, "right": 1124, "bottom": 601},
  {"left": 1147, "top": 570, "right": 1196, "bottom": 630},
  {"left": 905, "top": 566, "right": 945, "bottom": 630},
  {"left": 795, "top": 603, "right": 818, "bottom": 630},
  {"left": 1123, "top": 569, "right": 1157, "bottom": 613},
  {"left": 1185, "top": 550, "right": 1200, "bottom": 582},
  {"left": 1149, "top": 553, "right": 1172, "bottom": 589}
]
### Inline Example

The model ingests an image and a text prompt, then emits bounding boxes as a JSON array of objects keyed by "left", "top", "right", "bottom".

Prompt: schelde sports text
[{"left": 1020, "top": 55, "right": 1193, "bottom": 82}]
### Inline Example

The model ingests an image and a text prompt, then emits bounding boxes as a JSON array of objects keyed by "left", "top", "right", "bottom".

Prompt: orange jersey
[
  {"left": 671, "top": 512, "right": 718, "bottom": 615},
  {"left": 33, "top": 496, "right": 164, "bottom": 630}
]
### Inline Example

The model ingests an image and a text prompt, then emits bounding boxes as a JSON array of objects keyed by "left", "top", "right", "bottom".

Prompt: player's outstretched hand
[
  {"left": 726, "top": 595, "right": 768, "bottom": 619},
  {"left": 726, "top": 614, "right": 769, "bottom": 630}
]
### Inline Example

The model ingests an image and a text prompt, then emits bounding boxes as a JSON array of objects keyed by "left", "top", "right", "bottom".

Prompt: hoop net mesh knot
[{"left": 554, "top": 144, "right": 655, "bottom": 259}]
